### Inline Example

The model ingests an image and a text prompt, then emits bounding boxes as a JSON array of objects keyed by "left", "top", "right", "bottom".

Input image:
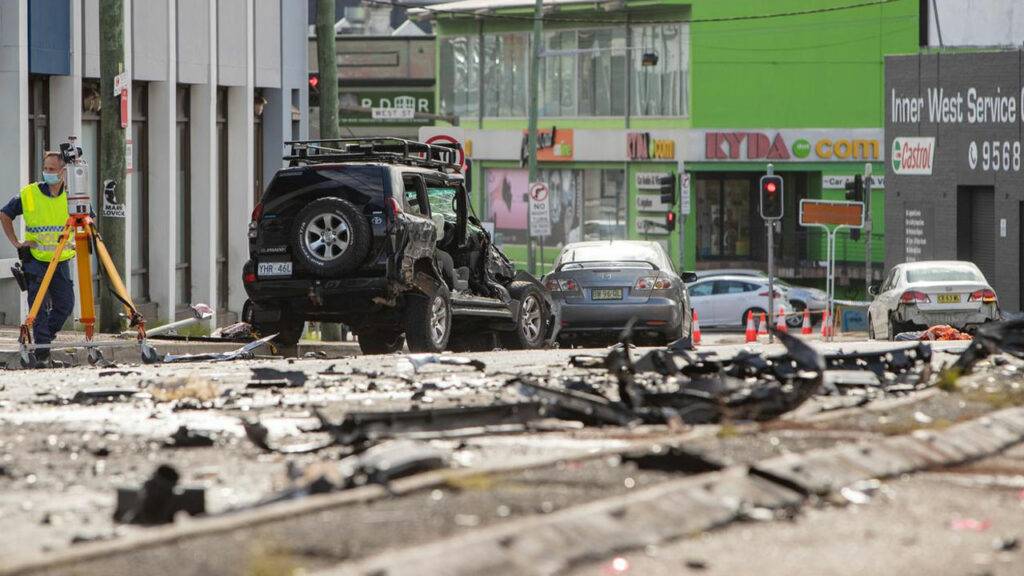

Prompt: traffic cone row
[
  {"left": 757, "top": 312, "right": 768, "bottom": 336},
  {"left": 745, "top": 310, "right": 757, "bottom": 343},
  {"left": 692, "top": 309, "right": 702, "bottom": 345},
  {"left": 775, "top": 307, "right": 788, "bottom": 333},
  {"left": 801, "top": 308, "right": 812, "bottom": 335}
]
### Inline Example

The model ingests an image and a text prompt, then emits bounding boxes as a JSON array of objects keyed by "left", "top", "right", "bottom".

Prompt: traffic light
[
  {"left": 759, "top": 175, "right": 784, "bottom": 220},
  {"left": 844, "top": 174, "right": 863, "bottom": 202},
  {"left": 665, "top": 210, "right": 677, "bottom": 232},
  {"left": 308, "top": 73, "right": 321, "bottom": 107},
  {"left": 659, "top": 173, "right": 676, "bottom": 205}
]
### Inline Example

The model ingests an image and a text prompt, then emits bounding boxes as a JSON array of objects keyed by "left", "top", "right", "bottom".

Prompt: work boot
[{"left": 32, "top": 348, "right": 51, "bottom": 368}]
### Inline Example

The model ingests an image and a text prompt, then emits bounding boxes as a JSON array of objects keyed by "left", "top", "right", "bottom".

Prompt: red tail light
[
  {"left": 968, "top": 288, "right": 997, "bottom": 303},
  {"left": 251, "top": 202, "right": 264, "bottom": 222},
  {"left": 545, "top": 278, "right": 578, "bottom": 292},
  {"left": 388, "top": 197, "right": 403, "bottom": 216},
  {"left": 900, "top": 290, "right": 930, "bottom": 304},
  {"left": 635, "top": 276, "right": 671, "bottom": 290},
  {"left": 244, "top": 272, "right": 257, "bottom": 284}
]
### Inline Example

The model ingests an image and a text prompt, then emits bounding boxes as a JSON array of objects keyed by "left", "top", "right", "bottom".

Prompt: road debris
[
  {"left": 165, "top": 425, "right": 215, "bottom": 448},
  {"left": 113, "top": 465, "right": 205, "bottom": 525},
  {"left": 210, "top": 321, "right": 255, "bottom": 340},
  {"left": 70, "top": 388, "right": 137, "bottom": 405},
  {"left": 153, "top": 333, "right": 278, "bottom": 364},
  {"left": 148, "top": 375, "right": 218, "bottom": 405},
  {"left": 247, "top": 368, "right": 307, "bottom": 388},
  {"left": 397, "top": 353, "right": 487, "bottom": 373}
]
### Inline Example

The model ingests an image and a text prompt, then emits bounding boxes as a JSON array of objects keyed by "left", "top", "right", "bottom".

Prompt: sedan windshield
[
  {"left": 906, "top": 266, "right": 983, "bottom": 283},
  {"left": 559, "top": 244, "right": 666, "bottom": 269}
]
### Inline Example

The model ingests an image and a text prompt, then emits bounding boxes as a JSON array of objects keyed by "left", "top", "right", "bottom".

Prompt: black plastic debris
[
  {"left": 248, "top": 368, "right": 307, "bottom": 388},
  {"left": 70, "top": 388, "right": 137, "bottom": 405},
  {"left": 165, "top": 425, "right": 215, "bottom": 448},
  {"left": 341, "top": 440, "right": 448, "bottom": 487},
  {"left": 113, "top": 465, "right": 205, "bottom": 525},
  {"left": 242, "top": 419, "right": 336, "bottom": 455},
  {"left": 953, "top": 319, "right": 1024, "bottom": 375}
]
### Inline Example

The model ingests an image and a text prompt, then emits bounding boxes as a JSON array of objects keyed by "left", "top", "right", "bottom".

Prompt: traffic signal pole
[
  {"left": 526, "top": 0, "right": 542, "bottom": 275},
  {"left": 765, "top": 164, "right": 775, "bottom": 344},
  {"left": 864, "top": 163, "right": 873, "bottom": 296}
]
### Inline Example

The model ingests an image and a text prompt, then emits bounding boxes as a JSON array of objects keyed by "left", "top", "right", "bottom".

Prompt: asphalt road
[{"left": 0, "top": 332, "right": 1019, "bottom": 576}]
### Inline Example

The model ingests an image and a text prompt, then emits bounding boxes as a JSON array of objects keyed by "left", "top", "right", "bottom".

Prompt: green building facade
[{"left": 416, "top": 0, "right": 919, "bottom": 285}]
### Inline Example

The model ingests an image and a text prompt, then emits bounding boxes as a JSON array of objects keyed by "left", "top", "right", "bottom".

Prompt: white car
[
  {"left": 693, "top": 269, "right": 827, "bottom": 327},
  {"left": 867, "top": 260, "right": 1000, "bottom": 340},
  {"left": 686, "top": 275, "right": 787, "bottom": 328}
]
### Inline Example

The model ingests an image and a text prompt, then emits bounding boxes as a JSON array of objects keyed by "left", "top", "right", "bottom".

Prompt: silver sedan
[
  {"left": 868, "top": 260, "right": 1000, "bottom": 340},
  {"left": 544, "top": 241, "right": 694, "bottom": 344}
]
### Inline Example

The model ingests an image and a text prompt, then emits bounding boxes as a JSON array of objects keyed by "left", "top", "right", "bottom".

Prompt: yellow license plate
[{"left": 937, "top": 293, "right": 960, "bottom": 304}]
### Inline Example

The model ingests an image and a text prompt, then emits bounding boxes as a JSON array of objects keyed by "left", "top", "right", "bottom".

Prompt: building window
[
  {"left": 440, "top": 23, "right": 686, "bottom": 119},
  {"left": 28, "top": 75, "right": 50, "bottom": 180},
  {"left": 581, "top": 169, "right": 627, "bottom": 240},
  {"left": 129, "top": 83, "right": 150, "bottom": 302},
  {"left": 176, "top": 86, "right": 191, "bottom": 310},
  {"left": 217, "top": 88, "right": 229, "bottom": 313},
  {"left": 696, "top": 175, "right": 752, "bottom": 260}
]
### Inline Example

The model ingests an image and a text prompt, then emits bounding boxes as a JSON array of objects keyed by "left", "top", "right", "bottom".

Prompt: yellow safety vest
[{"left": 20, "top": 183, "right": 74, "bottom": 263}]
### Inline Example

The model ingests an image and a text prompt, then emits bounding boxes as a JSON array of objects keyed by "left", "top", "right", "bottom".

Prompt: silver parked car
[
  {"left": 867, "top": 260, "right": 1000, "bottom": 340},
  {"left": 544, "top": 241, "right": 695, "bottom": 344},
  {"left": 686, "top": 275, "right": 787, "bottom": 328},
  {"left": 693, "top": 268, "right": 827, "bottom": 327}
]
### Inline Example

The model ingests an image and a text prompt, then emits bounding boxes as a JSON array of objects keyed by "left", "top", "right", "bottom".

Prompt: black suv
[{"left": 242, "top": 138, "right": 557, "bottom": 354}]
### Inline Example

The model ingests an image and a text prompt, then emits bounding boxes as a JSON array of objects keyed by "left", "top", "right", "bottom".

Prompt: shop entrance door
[
  {"left": 956, "top": 186, "right": 995, "bottom": 282},
  {"left": 695, "top": 174, "right": 753, "bottom": 261}
]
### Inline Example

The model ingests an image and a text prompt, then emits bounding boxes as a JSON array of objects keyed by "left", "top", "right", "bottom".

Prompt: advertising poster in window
[{"left": 485, "top": 168, "right": 583, "bottom": 247}]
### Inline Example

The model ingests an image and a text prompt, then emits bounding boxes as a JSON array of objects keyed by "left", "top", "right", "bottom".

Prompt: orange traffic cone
[
  {"left": 775, "top": 307, "right": 788, "bottom": 333},
  {"left": 801, "top": 308, "right": 812, "bottom": 335},
  {"left": 821, "top": 309, "right": 831, "bottom": 337},
  {"left": 757, "top": 312, "right": 768, "bottom": 336},
  {"left": 692, "top": 309, "right": 702, "bottom": 345},
  {"left": 744, "top": 310, "right": 757, "bottom": 343}
]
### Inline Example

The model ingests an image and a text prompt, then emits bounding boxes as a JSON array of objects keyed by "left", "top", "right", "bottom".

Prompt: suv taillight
[
  {"left": 900, "top": 290, "right": 930, "bottom": 304},
  {"left": 968, "top": 288, "right": 997, "bottom": 303},
  {"left": 388, "top": 197, "right": 403, "bottom": 217},
  {"left": 251, "top": 202, "right": 264, "bottom": 223}
]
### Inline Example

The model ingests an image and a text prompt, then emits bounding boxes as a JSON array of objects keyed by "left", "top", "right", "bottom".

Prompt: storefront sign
[
  {"left": 636, "top": 195, "right": 672, "bottom": 212},
  {"left": 822, "top": 175, "right": 885, "bottom": 189},
  {"left": 520, "top": 128, "right": 574, "bottom": 163},
  {"left": 635, "top": 172, "right": 666, "bottom": 189},
  {"left": 529, "top": 181, "right": 551, "bottom": 237},
  {"left": 627, "top": 133, "right": 675, "bottom": 161},
  {"left": 891, "top": 137, "right": 935, "bottom": 175},
  {"left": 689, "top": 129, "right": 884, "bottom": 162},
  {"left": 339, "top": 90, "right": 433, "bottom": 125},
  {"left": 799, "top": 200, "right": 864, "bottom": 227}
]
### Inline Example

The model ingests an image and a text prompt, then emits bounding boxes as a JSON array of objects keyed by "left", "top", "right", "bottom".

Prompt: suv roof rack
[{"left": 284, "top": 137, "right": 462, "bottom": 173}]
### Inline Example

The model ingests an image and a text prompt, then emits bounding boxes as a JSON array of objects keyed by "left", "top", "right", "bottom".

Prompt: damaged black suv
[{"left": 243, "top": 138, "right": 557, "bottom": 354}]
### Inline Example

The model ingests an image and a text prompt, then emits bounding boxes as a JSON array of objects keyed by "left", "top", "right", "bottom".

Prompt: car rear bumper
[
  {"left": 896, "top": 305, "right": 999, "bottom": 329},
  {"left": 243, "top": 259, "right": 390, "bottom": 303},
  {"left": 558, "top": 298, "right": 682, "bottom": 334}
]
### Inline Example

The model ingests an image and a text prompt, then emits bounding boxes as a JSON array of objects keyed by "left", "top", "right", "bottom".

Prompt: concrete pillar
[
  {"left": 147, "top": 0, "right": 177, "bottom": 325},
  {"left": 0, "top": 0, "right": 29, "bottom": 325},
  {"left": 226, "top": 1, "right": 254, "bottom": 314},
  {"left": 189, "top": 0, "right": 218, "bottom": 327},
  {"left": 261, "top": 87, "right": 285, "bottom": 190}
]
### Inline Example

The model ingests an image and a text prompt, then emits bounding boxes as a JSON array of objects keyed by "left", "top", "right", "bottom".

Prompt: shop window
[
  {"left": 483, "top": 33, "right": 529, "bottom": 118},
  {"left": 696, "top": 176, "right": 751, "bottom": 260},
  {"left": 632, "top": 24, "right": 689, "bottom": 117},
  {"left": 539, "top": 31, "right": 577, "bottom": 117},
  {"left": 581, "top": 169, "right": 626, "bottom": 240},
  {"left": 131, "top": 83, "right": 150, "bottom": 302},
  {"left": 439, "top": 35, "right": 480, "bottom": 118},
  {"left": 578, "top": 29, "right": 627, "bottom": 117},
  {"left": 175, "top": 86, "right": 191, "bottom": 310}
]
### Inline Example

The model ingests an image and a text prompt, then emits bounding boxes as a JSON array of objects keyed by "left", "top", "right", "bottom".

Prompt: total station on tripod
[{"left": 60, "top": 136, "right": 93, "bottom": 216}]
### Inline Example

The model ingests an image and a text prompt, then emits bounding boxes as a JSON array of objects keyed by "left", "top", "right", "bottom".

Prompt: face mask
[{"left": 42, "top": 172, "right": 61, "bottom": 186}]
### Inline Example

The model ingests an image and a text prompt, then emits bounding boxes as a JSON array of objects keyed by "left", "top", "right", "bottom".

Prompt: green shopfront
[{"left": 418, "top": 0, "right": 918, "bottom": 283}]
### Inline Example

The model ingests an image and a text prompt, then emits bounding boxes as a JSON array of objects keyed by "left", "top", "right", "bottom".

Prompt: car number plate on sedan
[
  {"left": 937, "top": 293, "right": 961, "bottom": 304},
  {"left": 592, "top": 288, "right": 623, "bottom": 300},
  {"left": 258, "top": 261, "right": 292, "bottom": 277}
]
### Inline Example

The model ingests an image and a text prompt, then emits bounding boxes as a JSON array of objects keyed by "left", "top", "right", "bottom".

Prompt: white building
[{"left": 0, "top": 0, "right": 309, "bottom": 328}]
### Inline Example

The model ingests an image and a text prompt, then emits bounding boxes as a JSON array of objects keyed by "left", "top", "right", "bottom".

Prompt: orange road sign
[{"left": 799, "top": 199, "right": 864, "bottom": 227}]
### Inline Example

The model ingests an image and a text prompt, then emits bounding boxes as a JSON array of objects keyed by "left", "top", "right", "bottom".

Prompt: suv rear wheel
[
  {"left": 500, "top": 282, "right": 548, "bottom": 350},
  {"left": 291, "top": 197, "right": 371, "bottom": 277},
  {"left": 405, "top": 284, "right": 452, "bottom": 353}
]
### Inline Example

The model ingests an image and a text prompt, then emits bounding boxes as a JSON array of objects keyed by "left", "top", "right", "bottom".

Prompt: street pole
[
  {"left": 765, "top": 163, "right": 775, "bottom": 344},
  {"left": 98, "top": 0, "right": 126, "bottom": 334},
  {"left": 526, "top": 0, "right": 542, "bottom": 275},
  {"left": 316, "top": 0, "right": 343, "bottom": 342},
  {"left": 863, "top": 162, "right": 873, "bottom": 296}
]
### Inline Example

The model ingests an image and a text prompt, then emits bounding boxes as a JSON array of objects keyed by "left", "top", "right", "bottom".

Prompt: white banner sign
[
  {"left": 822, "top": 175, "right": 886, "bottom": 189},
  {"left": 636, "top": 195, "right": 672, "bottom": 212}
]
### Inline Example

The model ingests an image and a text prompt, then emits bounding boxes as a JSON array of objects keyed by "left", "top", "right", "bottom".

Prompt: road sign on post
[
  {"left": 799, "top": 199, "right": 865, "bottom": 341},
  {"left": 529, "top": 181, "right": 551, "bottom": 238}
]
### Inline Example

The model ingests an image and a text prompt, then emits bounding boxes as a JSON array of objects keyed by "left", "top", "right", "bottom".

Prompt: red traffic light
[
  {"left": 665, "top": 211, "right": 677, "bottom": 231},
  {"left": 765, "top": 181, "right": 777, "bottom": 193},
  {"left": 308, "top": 74, "right": 320, "bottom": 90}
]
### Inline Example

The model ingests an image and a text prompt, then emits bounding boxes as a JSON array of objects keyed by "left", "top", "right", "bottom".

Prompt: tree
[
  {"left": 315, "top": 0, "right": 344, "bottom": 342},
  {"left": 98, "top": 0, "right": 127, "bottom": 334}
]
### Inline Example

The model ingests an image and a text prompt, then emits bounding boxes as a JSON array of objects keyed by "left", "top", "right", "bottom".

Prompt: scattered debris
[
  {"left": 397, "top": 354, "right": 486, "bottom": 373},
  {"left": 210, "top": 322, "right": 255, "bottom": 340},
  {"left": 148, "top": 375, "right": 218, "bottom": 403},
  {"left": 950, "top": 518, "right": 992, "bottom": 532},
  {"left": 97, "top": 370, "right": 140, "bottom": 378},
  {"left": 241, "top": 419, "right": 336, "bottom": 455},
  {"left": 70, "top": 388, "right": 137, "bottom": 405},
  {"left": 165, "top": 426, "right": 215, "bottom": 448},
  {"left": 158, "top": 333, "right": 277, "bottom": 364},
  {"left": 248, "top": 368, "right": 307, "bottom": 388},
  {"left": 993, "top": 537, "right": 1020, "bottom": 552},
  {"left": 113, "top": 465, "right": 205, "bottom": 525}
]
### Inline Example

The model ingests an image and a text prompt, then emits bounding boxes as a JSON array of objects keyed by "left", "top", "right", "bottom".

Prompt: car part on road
[
  {"left": 248, "top": 368, "right": 308, "bottom": 388},
  {"left": 113, "top": 465, "right": 205, "bottom": 525},
  {"left": 165, "top": 426, "right": 215, "bottom": 448},
  {"left": 155, "top": 333, "right": 278, "bottom": 364},
  {"left": 398, "top": 353, "right": 486, "bottom": 373}
]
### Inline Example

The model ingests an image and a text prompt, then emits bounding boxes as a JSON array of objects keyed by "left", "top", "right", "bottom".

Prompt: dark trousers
[{"left": 25, "top": 258, "right": 75, "bottom": 345}]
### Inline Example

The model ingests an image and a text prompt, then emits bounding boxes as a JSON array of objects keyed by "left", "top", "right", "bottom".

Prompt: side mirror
[
  {"left": 681, "top": 272, "right": 698, "bottom": 283},
  {"left": 868, "top": 284, "right": 880, "bottom": 296}
]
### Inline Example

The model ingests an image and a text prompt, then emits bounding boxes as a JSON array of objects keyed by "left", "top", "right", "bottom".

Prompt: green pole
[
  {"left": 315, "top": 0, "right": 343, "bottom": 342},
  {"left": 98, "top": 0, "right": 126, "bottom": 334},
  {"left": 526, "top": 0, "right": 543, "bottom": 275}
]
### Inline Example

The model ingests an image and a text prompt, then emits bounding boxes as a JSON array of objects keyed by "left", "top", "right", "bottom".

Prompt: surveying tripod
[{"left": 18, "top": 138, "right": 158, "bottom": 368}]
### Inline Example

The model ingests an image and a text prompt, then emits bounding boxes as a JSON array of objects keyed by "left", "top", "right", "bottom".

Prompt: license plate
[
  {"left": 258, "top": 261, "right": 292, "bottom": 278},
  {"left": 937, "top": 293, "right": 960, "bottom": 304},
  {"left": 592, "top": 288, "right": 623, "bottom": 300}
]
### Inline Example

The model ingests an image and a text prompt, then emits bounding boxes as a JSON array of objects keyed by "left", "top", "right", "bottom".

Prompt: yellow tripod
[{"left": 19, "top": 210, "right": 151, "bottom": 367}]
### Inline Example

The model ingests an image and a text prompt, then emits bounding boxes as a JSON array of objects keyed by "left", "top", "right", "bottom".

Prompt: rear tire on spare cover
[
  {"left": 405, "top": 283, "right": 452, "bottom": 353},
  {"left": 500, "top": 281, "right": 548, "bottom": 350},
  {"left": 291, "top": 197, "right": 371, "bottom": 277}
]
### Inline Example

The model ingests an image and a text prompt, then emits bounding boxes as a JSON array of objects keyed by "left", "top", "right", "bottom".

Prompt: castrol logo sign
[{"left": 891, "top": 137, "right": 935, "bottom": 175}]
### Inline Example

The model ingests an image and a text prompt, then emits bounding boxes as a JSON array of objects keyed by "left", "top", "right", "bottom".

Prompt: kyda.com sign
[{"left": 689, "top": 129, "right": 884, "bottom": 162}]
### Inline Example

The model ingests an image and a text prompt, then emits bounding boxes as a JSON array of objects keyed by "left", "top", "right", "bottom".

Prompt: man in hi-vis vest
[{"left": 0, "top": 151, "right": 76, "bottom": 364}]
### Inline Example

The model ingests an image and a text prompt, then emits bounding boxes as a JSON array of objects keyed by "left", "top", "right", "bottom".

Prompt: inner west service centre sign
[{"left": 687, "top": 129, "right": 884, "bottom": 162}]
